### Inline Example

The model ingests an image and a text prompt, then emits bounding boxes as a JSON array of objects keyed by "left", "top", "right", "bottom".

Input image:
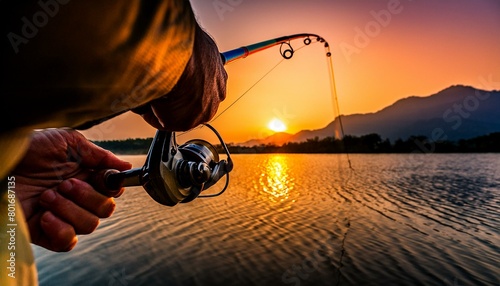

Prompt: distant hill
[
  {"left": 239, "top": 132, "right": 293, "bottom": 147},
  {"left": 238, "top": 85, "right": 500, "bottom": 146}
]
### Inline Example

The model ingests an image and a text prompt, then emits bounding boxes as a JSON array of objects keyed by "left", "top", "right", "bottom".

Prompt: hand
[
  {"left": 133, "top": 23, "right": 228, "bottom": 131},
  {"left": 11, "top": 129, "right": 132, "bottom": 252}
]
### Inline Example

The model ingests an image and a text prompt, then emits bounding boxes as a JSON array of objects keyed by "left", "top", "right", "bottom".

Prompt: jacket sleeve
[{"left": 2, "top": 0, "right": 196, "bottom": 134}]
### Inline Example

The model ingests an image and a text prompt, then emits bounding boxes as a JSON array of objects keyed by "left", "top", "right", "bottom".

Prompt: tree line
[
  {"left": 92, "top": 138, "right": 153, "bottom": 155},
  {"left": 93, "top": 132, "right": 500, "bottom": 155}
]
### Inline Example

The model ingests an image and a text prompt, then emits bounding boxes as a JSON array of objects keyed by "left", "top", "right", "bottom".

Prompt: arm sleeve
[{"left": 2, "top": 0, "right": 196, "bottom": 134}]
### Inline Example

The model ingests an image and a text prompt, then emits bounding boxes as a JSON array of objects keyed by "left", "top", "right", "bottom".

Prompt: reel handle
[{"left": 91, "top": 168, "right": 143, "bottom": 191}]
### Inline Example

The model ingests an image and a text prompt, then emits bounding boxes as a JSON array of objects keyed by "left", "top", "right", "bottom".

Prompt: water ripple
[{"left": 33, "top": 154, "right": 500, "bottom": 286}]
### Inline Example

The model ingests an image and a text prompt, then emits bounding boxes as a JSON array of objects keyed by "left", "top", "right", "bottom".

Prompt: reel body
[{"left": 105, "top": 124, "right": 233, "bottom": 206}]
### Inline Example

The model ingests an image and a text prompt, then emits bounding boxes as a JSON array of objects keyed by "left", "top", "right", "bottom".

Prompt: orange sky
[{"left": 82, "top": 0, "right": 500, "bottom": 144}]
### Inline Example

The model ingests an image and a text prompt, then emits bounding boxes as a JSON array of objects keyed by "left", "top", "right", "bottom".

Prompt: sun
[{"left": 267, "top": 118, "right": 287, "bottom": 132}]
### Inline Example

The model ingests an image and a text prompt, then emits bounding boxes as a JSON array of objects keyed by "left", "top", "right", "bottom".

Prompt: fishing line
[
  {"left": 208, "top": 57, "right": 285, "bottom": 124},
  {"left": 321, "top": 42, "right": 355, "bottom": 285},
  {"left": 176, "top": 42, "right": 311, "bottom": 138},
  {"left": 336, "top": 219, "right": 350, "bottom": 286},
  {"left": 209, "top": 42, "right": 312, "bottom": 124},
  {"left": 325, "top": 50, "right": 353, "bottom": 171},
  {"left": 175, "top": 56, "right": 287, "bottom": 139},
  {"left": 178, "top": 35, "right": 356, "bottom": 283}
]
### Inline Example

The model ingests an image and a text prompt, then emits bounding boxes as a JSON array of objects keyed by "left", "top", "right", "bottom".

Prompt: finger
[
  {"left": 67, "top": 130, "right": 132, "bottom": 170},
  {"left": 39, "top": 211, "right": 78, "bottom": 252},
  {"left": 57, "top": 179, "right": 116, "bottom": 218},
  {"left": 39, "top": 189, "right": 100, "bottom": 235},
  {"left": 133, "top": 105, "right": 166, "bottom": 130},
  {"left": 140, "top": 110, "right": 165, "bottom": 130}
]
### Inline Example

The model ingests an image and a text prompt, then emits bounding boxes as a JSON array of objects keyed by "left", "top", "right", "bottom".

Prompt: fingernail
[
  {"left": 66, "top": 237, "right": 78, "bottom": 252},
  {"left": 41, "top": 190, "right": 57, "bottom": 203},
  {"left": 59, "top": 180, "right": 73, "bottom": 193}
]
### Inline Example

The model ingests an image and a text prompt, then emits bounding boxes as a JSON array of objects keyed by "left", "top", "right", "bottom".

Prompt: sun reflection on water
[{"left": 256, "top": 155, "right": 295, "bottom": 204}]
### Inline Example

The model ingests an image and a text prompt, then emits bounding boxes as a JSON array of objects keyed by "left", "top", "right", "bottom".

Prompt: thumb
[{"left": 67, "top": 131, "right": 132, "bottom": 171}]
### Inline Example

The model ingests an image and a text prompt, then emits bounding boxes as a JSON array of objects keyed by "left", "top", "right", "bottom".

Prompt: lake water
[{"left": 32, "top": 154, "right": 499, "bottom": 286}]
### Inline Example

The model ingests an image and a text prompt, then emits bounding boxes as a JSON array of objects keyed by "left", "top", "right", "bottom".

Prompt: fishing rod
[
  {"left": 220, "top": 33, "right": 331, "bottom": 64},
  {"left": 218, "top": 32, "right": 349, "bottom": 164},
  {"left": 99, "top": 33, "right": 342, "bottom": 207}
]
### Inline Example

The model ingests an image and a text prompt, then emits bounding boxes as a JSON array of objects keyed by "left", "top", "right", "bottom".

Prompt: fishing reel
[{"left": 103, "top": 124, "right": 233, "bottom": 206}]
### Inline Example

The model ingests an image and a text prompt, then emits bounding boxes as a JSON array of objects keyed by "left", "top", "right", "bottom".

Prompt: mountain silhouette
[{"left": 238, "top": 85, "right": 500, "bottom": 146}]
